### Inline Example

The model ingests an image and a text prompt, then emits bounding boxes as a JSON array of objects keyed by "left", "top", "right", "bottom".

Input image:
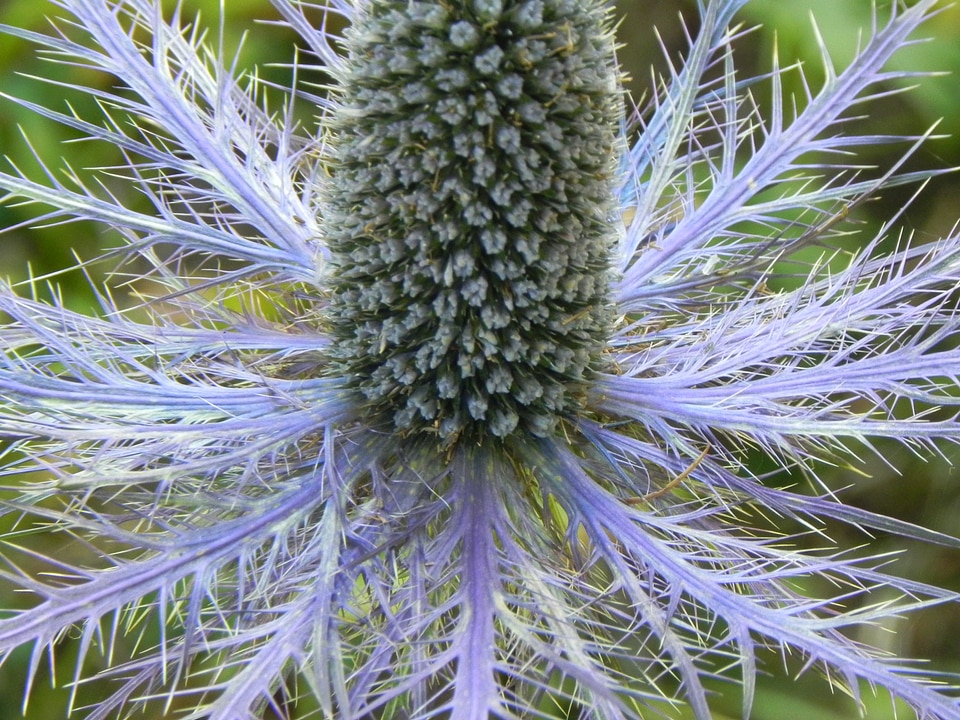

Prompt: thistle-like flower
[{"left": 2, "top": 0, "right": 960, "bottom": 718}]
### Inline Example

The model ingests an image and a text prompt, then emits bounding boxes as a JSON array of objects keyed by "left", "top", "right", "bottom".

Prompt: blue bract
[{"left": 1, "top": 0, "right": 960, "bottom": 718}]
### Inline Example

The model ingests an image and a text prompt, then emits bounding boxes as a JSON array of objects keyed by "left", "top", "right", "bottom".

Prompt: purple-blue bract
[{"left": 0, "top": 1, "right": 958, "bottom": 718}]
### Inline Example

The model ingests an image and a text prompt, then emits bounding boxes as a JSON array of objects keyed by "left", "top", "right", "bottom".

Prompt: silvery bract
[{"left": 2, "top": 0, "right": 960, "bottom": 718}]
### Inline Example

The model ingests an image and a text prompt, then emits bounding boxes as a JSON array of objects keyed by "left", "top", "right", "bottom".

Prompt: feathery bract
[{"left": 1, "top": 0, "right": 960, "bottom": 719}]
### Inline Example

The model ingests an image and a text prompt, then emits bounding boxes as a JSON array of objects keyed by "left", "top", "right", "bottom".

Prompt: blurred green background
[{"left": 1, "top": 0, "right": 959, "bottom": 718}]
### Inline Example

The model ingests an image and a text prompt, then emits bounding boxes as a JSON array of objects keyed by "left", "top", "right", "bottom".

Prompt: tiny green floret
[{"left": 325, "top": 0, "right": 622, "bottom": 442}]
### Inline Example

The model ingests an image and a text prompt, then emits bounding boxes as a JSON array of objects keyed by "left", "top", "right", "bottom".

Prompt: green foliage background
[{"left": 0, "top": 1, "right": 958, "bottom": 718}]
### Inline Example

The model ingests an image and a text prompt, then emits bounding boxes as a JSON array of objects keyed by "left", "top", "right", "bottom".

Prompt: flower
[{"left": 1, "top": 0, "right": 959, "bottom": 718}]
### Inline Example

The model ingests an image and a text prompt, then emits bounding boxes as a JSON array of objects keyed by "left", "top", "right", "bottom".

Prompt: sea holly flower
[{"left": 1, "top": 0, "right": 960, "bottom": 718}]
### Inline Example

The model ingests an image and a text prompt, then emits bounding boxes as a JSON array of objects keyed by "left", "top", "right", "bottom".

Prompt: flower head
[
  {"left": 1, "top": 1, "right": 960, "bottom": 719},
  {"left": 326, "top": 0, "right": 620, "bottom": 442}
]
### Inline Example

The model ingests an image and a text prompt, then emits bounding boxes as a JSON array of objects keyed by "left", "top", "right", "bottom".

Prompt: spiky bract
[{"left": 2, "top": 0, "right": 960, "bottom": 719}]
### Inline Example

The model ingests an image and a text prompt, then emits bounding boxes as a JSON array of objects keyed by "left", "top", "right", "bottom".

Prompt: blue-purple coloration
[{"left": 0, "top": 1, "right": 959, "bottom": 719}]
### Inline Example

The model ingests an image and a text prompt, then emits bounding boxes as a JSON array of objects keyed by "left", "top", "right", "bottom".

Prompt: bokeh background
[{"left": 0, "top": 0, "right": 958, "bottom": 718}]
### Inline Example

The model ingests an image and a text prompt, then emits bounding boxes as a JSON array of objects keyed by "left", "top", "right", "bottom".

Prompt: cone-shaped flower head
[
  {"left": 326, "top": 0, "right": 620, "bottom": 441},
  {"left": 4, "top": 0, "right": 960, "bottom": 719}
]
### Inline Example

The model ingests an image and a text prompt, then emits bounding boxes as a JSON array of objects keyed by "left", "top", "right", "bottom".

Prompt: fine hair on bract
[{"left": 0, "top": 1, "right": 959, "bottom": 719}]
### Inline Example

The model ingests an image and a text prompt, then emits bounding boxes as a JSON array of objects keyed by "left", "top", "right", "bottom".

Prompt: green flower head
[{"left": 325, "top": 0, "right": 621, "bottom": 442}]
